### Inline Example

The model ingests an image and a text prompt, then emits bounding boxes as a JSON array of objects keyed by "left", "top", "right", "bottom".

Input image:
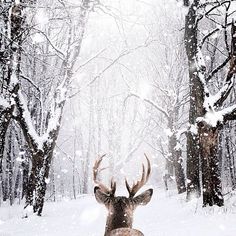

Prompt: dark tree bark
[
  {"left": 184, "top": 1, "right": 202, "bottom": 199},
  {"left": 33, "top": 152, "right": 52, "bottom": 216},
  {"left": 183, "top": 0, "right": 190, "bottom": 7},
  {"left": 174, "top": 148, "right": 186, "bottom": 194},
  {"left": 168, "top": 125, "right": 186, "bottom": 194},
  {"left": 21, "top": 122, "right": 61, "bottom": 215},
  {"left": 0, "top": 112, "right": 12, "bottom": 196},
  {"left": 198, "top": 122, "right": 223, "bottom": 206},
  {"left": 0, "top": 0, "right": 24, "bottom": 201},
  {"left": 6, "top": 125, "right": 14, "bottom": 205},
  {"left": 225, "top": 124, "right": 236, "bottom": 189},
  {"left": 21, "top": 151, "right": 30, "bottom": 199},
  {"left": 14, "top": 169, "right": 21, "bottom": 200}
]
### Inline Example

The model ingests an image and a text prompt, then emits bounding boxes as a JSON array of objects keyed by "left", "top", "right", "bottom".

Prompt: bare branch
[
  {"left": 33, "top": 28, "right": 66, "bottom": 60},
  {"left": 127, "top": 92, "right": 169, "bottom": 119},
  {"left": 206, "top": 56, "right": 230, "bottom": 82}
]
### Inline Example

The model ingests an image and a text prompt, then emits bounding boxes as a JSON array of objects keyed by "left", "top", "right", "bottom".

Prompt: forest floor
[{"left": 1, "top": 189, "right": 236, "bottom": 236}]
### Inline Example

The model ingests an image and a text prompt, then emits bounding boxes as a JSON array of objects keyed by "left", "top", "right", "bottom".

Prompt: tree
[
  {"left": 125, "top": 6, "right": 188, "bottom": 193},
  {"left": 184, "top": 0, "right": 202, "bottom": 200},
  {"left": 0, "top": 0, "right": 27, "bottom": 202},
  {"left": 128, "top": 80, "right": 187, "bottom": 194},
  {"left": 0, "top": 0, "right": 95, "bottom": 215},
  {"left": 184, "top": 0, "right": 236, "bottom": 206}
]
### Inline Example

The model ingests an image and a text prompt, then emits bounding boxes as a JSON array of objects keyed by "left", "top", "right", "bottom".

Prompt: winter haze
[{"left": 1, "top": 0, "right": 236, "bottom": 236}]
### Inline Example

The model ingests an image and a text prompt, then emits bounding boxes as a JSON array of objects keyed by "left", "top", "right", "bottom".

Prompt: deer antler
[
  {"left": 125, "top": 153, "right": 151, "bottom": 198},
  {"left": 93, "top": 154, "right": 116, "bottom": 196}
]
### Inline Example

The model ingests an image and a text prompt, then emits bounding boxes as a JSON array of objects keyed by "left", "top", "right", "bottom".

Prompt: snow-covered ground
[{"left": 1, "top": 189, "right": 236, "bottom": 236}]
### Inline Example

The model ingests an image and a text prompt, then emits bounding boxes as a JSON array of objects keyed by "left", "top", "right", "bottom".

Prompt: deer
[{"left": 93, "top": 154, "right": 153, "bottom": 236}]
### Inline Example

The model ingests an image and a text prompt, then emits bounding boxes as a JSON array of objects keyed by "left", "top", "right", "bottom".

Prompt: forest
[{"left": 0, "top": 0, "right": 236, "bottom": 235}]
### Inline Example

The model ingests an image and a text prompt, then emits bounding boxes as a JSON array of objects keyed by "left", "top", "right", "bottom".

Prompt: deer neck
[{"left": 104, "top": 211, "right": 133, "bottom": 236}]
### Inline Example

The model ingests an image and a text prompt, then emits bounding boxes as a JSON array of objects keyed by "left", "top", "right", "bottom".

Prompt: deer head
[{"left": 93, "top": 154, "right": 153, "bottom": 236}]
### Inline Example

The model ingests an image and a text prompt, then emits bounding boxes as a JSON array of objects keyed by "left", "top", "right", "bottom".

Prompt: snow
[
  {"left": 164, "top": 128, "right": 173, "bottom": 137},
  {"left": 17, "top": 91, "right": 45, "bottom": 150},
  {"left": 193, "top": 45, "right": 235, "bottom": 128},
  {"left": 32, "top": 33, "right": 45, "bottom": 44},
  {"left": 17, "top": 86, "right": 66, "bottom": 151},
  {"left": 197, "top": 104, "right": 236, "bottom": 128},
  {"left": 76, "top": 150, "right": 82, "bottom": 156},
  {"left": 0, "top": 96, "right": 9, "bottom": 108},
  {"left": 138, "top": 80, "right": 152, "bottom": 100},
  {"left": 10, "top": 53, "right": 19, "bottom": 86},
  {"left": 174, "top": 142, "right": 182, "bottom": 151},
  {"left": 198, "top": 109, "right": 224, "bottom": 127},
  {"left": 35, "top": 9, "right": 49, "bottom": 26},
  {"left": 189, "top": 124, "right": 198, "bottom": 135},
  {"left": 1, "top": 190, "right": 236, "bottom": 236}
]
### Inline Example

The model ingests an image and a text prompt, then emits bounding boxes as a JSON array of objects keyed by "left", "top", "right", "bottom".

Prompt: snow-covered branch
[
  {"left": 14, "top": 89, "right": 43, "bottom": 150},
  {"left": 127, "top": 92, "right": 169, "bottom": 119},
  {"left": 223, "top": 104, "right": 236, "bottom": 121}
]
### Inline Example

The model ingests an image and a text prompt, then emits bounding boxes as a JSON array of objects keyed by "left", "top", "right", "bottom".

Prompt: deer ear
[
  {"left": 133, "top": 188, "right": 153, "bottom": 206},
  {"left": 94, "top": 186, "right": 110, "bottom": 205}
]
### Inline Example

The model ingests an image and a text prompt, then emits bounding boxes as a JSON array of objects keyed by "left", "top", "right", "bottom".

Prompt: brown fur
[
  {"left": 94, "top": 188, "right": 153, "bottom": 236},
  {"left": 109, "top": 228, "right": 144, "bottom": 236},
  {"left": 93, "top": 155, "right": 153, "bottom": 236}
]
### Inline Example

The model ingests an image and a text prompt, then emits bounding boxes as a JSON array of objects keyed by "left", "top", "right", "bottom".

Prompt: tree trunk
[
  {"left": 199, "top": 122, "right": 223, "bottom": 207},
  {"left": 21, "top": 152, "right": 29, "bottom": 199},
  {"left": 25, "top": 151, "right": 43, "bottom": 209},
  {"left": 174, "top": 148, "right": 186, "bottom": 194},
  {"left": 7, "top": 126, "right": 14, "bottom": 205},
  {"left": 167, "top": 117, "right": 186, "bottom": 194},
  {"left": 51, "top": 159, "right": 56, "bottom": 202},
  {"left": 225, "top": 125, "right": 236, "bottom": 189},
  {"left": 0, "top": 112, "right": 12, "bottom": 194},
  {"left": 25, "top": 149, "right": 54, "bottom": 216},
  {"left": 186, "top": 132, "right": 201, "bottom": 199},
  {"left": 184, "top": 1, "right": 202, "bottom": 200},
  {"left": 72, "top": 133, "right": 76, "bottom": 199},
  {"left": 14, "top": 169, "right": 21, "bottom": 200}
]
